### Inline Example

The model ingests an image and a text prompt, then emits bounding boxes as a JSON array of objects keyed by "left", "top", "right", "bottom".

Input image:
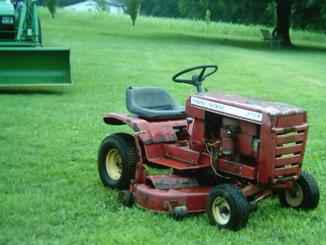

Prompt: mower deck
[{"left": 133, "top": 175, "right": 211, "bottom": 213}]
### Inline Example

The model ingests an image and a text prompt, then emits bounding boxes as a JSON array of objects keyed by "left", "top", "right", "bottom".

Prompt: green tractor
[{"left": 0, "top": 0, "right": 71, "bottom": 87}]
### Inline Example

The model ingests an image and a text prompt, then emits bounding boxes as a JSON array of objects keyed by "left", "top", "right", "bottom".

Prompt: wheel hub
[
  {"left": 105, "top": 149, "right": 122, "bottom": 180},
  {"left": 285, "top": 183, "right": 304, "bottom": 207},
  {"left": 212, "top": 197, "right": 231, "bottom": 225}
]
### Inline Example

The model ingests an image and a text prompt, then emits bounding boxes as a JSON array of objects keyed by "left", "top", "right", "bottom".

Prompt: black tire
[
  {"left": 98, "top": 133, "right": 139, "bottom": 190},
  {"left": 279, "top": 171, "right": 319, "bottom": 210},
  {"left": 207, "top": 184, "right": 250, "bottom": 231}
]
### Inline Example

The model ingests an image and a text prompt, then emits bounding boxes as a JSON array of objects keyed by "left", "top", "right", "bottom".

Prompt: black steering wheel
[{"left": 172, "top": 65, "right": 218, "bottom": 93}]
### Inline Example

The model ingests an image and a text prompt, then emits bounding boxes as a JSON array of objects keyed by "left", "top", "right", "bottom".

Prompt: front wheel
[
  {"left": 98, "top": 133, "right": 139, "bottom": 190},
  {"left": 279, "top": 171, "right": 319, "bottom": 210},
  {"left": 207, "top": 184, "right": 250, "bottom": 231}
]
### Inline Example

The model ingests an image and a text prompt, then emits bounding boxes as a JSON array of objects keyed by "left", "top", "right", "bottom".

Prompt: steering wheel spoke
[{"left": 199, "top": 67, "right": 207, "bottom": 81}]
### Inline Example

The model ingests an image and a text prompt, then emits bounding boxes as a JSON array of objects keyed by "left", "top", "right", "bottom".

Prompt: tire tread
[
  {"left": 98, "top": 133, "right": 139, "bottom": 189},
  {"left": 207, "top": 184, "right": 249, "bottom": 231},
  {"left": 279, "top": 171, "right": 319, "bottom": 210}
]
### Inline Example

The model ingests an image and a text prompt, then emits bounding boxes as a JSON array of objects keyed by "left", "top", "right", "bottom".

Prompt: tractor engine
[
  {"left": 187, "top": 93, "right": 308, "bottom": 186},
  {"left": 217, "top": 117, "right": 259, "bottom": 162}
]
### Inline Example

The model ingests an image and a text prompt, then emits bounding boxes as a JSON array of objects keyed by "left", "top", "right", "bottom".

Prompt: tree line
[
  {"left": 141, "top": 0, "right": 325, "bottom": 31},
  {"left": 137, "top": 0, "right": 325, "bottom": 46},
  {"left": 45, "top": 0, "right": 325, "bottom": 46}
]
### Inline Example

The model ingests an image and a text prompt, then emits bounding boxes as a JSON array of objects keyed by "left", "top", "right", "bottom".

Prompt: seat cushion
[{"left": 126, "top": 87, "right": 186, "bottom": 120}]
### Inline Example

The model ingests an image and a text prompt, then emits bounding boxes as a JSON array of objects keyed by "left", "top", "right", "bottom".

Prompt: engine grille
[{"left": 272, "top": 124, "right": 307, "bottom": 183}]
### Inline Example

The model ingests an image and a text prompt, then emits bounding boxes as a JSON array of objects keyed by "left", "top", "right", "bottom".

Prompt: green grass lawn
[{"left": 1, "top": 9, "right": 326, "bottom": 244}]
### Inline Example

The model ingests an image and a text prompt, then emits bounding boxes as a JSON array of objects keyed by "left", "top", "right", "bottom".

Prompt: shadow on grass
[
  {"left": 290, "top": 44, "right": 326, "bottom": 53},
  {"left": 0, "top": 87, "right": 70, "bottom": 95},
  {"left": 100, "top": 30, "right": 326, "bottom": 54}
]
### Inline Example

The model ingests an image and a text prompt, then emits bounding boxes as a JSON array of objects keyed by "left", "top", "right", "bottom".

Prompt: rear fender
[
  {"left": 103, "top": 113, "right": 146, "bottom": 131},
  {"left": 103, "top": 113, "right": 187, "bottom": 144},
  {"left": 103, "top": 113, "right": 146, "bottom": 164}
]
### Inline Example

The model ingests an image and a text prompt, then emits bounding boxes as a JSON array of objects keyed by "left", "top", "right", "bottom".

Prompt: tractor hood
[
  {"left": 0, "top": 0, "right": 15, "bottom": 16},
  {"left": 193, "top": 93, "right": 305, "bottom": 116},
  {"left": 187, "top": 92, "right": 305, "bottom": 124}
]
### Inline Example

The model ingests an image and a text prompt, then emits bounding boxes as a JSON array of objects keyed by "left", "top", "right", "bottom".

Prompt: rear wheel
[
  {"left": 98, "top": 133, "right": 139, "bottom": 190},
  {"left": 207, "top": 184, "right": 250, "bottom": 231},
  {"left": 279, "top": 171, "right": 319, "bottom": 210}
]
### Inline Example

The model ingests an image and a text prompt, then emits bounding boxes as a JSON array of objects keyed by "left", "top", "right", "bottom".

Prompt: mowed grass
[{"left": 1, "top": 9, "right": 326, "bottom": 245}]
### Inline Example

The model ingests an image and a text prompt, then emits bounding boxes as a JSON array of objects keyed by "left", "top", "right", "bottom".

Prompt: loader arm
[{"left": 16, "top": 0, "right": 40, "bottom": 45}]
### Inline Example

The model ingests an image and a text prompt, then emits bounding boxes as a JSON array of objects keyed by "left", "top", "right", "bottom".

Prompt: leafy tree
[
  {"left": 274, "top": 0, "right": 326, "bottom": 45},
  {"left": 46, "top": 0, "right": 56, "bottom": 18},
  {"left": 178, "top": 0, "right": 207, "bottom": 19},
  {"left": 205, "top": 8, "right": 211, "bottom": 25},
  {"left": 140, "top": 0, "right": 179, "bottom": 17},
  {"left": 273, "top": 0, "right": 292, "bottom": 46},
  {"left": 125, "top": 0, "right": 142, "bottom": 26},
  {"left": 96, "top": 0, "right": 107, "bottom": 11}
]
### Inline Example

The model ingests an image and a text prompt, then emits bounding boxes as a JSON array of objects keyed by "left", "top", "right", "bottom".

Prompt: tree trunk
[{"left": 274, "top": 0, "right": 292, "bottom": 46}]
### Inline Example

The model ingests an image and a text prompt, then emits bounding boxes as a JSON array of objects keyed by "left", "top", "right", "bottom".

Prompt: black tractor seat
[{"left": 126, "top": 87, "right": 186, "bottom": 120}]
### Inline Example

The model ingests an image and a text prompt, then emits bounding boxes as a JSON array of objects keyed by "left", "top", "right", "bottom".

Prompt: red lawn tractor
[{"left": 98, "top": 65, "right": 319, "bottom": 230}]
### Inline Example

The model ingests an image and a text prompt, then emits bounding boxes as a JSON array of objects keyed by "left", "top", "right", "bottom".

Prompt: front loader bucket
[{"left": 0, "top": 48, "right": 71, "bottom": 87}]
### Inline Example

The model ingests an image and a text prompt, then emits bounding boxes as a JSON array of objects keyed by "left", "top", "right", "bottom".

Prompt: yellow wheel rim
[
  {"left": 212, "top": 197, "right": 231, "bottom": 226},
  {"left": 105, "top": 149, "right": 123, "bottom": 181},
  {"left": 285, "top": 183, "right": 304, "bottom": 207}
]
